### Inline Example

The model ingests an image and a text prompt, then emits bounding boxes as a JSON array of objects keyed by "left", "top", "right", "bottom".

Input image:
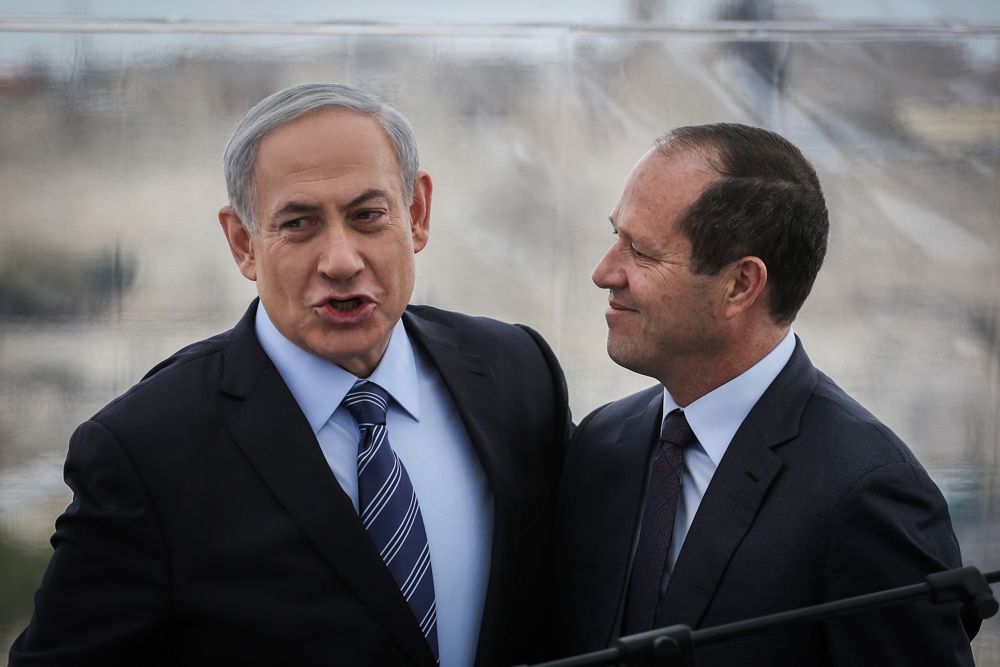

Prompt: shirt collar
[
  {"left": 662, "top": 329, "right": 796, "bottom": 466},
  {"left": 255, "top": 304, "right": 421, "bottom": 434}
]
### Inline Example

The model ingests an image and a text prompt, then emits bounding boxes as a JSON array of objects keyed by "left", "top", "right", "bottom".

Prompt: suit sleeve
[
  {"left": 516, "top": 323, "right": 574, "bottom": 452},
  {"left": 822, "top": 461, "right": 975, "bottom": 667},
  {"left": 508, "top": 323, "right": 574, "bottom": 663},
  {"left": 9, "top": 420, "right": 170, "bottom": 667}
]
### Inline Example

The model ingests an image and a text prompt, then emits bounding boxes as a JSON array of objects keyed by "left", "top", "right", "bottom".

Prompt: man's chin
[
  {"left": 608, "top": 337, "right": 659, "bottom": 377},
  {"left": 606, "top": 340, "right": 637, "bottom": 372}
]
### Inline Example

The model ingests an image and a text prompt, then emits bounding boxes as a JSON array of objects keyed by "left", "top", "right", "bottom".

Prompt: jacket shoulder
[
  {"left": 406, "top": 303, "right": 535, "bottom": 341},
  {"left": 801, "top": 370, "right": 920, "bottom": 467},
  {"left": 93, "top": 328, "right": 234, "bottom": 424},
  {"left": 577, "top": 385, "right": 661, "bottom": 433}
]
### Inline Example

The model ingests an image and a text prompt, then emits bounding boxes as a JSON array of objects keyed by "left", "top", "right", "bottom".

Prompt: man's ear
[
  {"left": 218, "top": 206, "right": 257, "bottom": 281},
  {"left": 722, "top": 255, "right": 767, "bottom": 319},
  {"left": 409, "top": 171, "right": 432, "bottom": 253}
]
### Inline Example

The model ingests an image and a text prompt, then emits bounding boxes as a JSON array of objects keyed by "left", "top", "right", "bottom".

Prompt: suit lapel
[
  {"left": 654, "top": 422, "right": 784, "bottom": 628},
  {"left": 570, "top": 390, "right": 663, "bottom": 648},
  {"left": 402, "top": 311, "right": 518, "bottom": 504},
  {"left": 401, "top": 310, "right": 523, "bottom": 664},
  {"left": 593, "top": 394, "right": 663, "bottom": 646},
  {"left": 219, "top": 303, "right": 436, "bottom": 667},
  {"left": 655, "top": 340, "right": 817, "bottom": 629}
]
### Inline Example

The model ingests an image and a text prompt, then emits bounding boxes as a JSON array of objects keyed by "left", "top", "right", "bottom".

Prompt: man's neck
[{"left": 661, "top": 325, "right": 790, "bottom": 407}]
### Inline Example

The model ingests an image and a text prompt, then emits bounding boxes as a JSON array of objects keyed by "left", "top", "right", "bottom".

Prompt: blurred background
[{"left": 1, "top": 0, "right": 998, "bottom": 664}]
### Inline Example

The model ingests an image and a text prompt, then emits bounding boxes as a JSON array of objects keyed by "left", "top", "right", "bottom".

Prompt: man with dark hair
[
  {"left": 10, "top": 83, "right": 571, "bottom": 667},
  {"left": 552, "top": 123, "right": 975, "bottom": 666}
]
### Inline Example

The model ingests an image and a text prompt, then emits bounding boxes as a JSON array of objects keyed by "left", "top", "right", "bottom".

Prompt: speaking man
[
  {"left": 552, "top": 123, "right": 976, "bottom": 666},
  {"left": 11, "top": 83, "right": 570, "bottom": 667}
]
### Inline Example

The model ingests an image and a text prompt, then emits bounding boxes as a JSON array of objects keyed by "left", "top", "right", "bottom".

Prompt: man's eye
[
  {"left": 630, "top": 244, "right": 647, "bottom": 259},
  {"left": 356, "top": 210, "right": 385, "bottom": 222},
  {"left": 281, "top": 218, "right": 307, "bottom": 230}
]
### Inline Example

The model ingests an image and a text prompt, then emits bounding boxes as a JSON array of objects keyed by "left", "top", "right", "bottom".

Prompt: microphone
[{"left": 523, "top": 565, "right": 999, "bottom": 667}]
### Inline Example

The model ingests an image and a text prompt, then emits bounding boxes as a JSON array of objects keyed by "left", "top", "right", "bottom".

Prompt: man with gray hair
[{"left": 11, "top": 83, "right": 570, "bottom": 667}]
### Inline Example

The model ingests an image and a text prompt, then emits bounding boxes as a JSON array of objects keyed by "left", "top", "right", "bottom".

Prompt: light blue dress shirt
[
  {"left": 660, "top": 329, "right": 796, "bottom": 588},
  {"left": 255, "top": 305, "right": 493, "bottom": 667}
]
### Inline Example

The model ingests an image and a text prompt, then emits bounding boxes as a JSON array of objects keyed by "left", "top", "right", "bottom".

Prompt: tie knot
[
  {"left": 343, "top": 381, "right": 389, "bottom": 427},
  {"left": 660, "top": 409, "right": 697, "bottom": 449}
]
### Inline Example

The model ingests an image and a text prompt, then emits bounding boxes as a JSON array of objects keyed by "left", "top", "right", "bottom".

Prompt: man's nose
[
  {"left": 592, "top": 243, "right": 625, "bottom": 289},
  {"left": 317, "top": 226, "right": 365, "bottom": 280}
]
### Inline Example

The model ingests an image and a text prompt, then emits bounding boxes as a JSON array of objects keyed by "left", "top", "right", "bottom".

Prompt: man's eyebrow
[
  {"left": 271, "top": 189, "right": 393, "bottom": 219},
  {"left": 273, "top": 201, "right": 322, "bottom": 218},
  {"left": 343, "top": 188, "right": 392, "bottom": 211}
]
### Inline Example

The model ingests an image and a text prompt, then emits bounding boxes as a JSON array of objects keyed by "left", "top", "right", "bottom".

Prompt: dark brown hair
[{"left": 657, "top": 123, "right": 829, "bottom": 325}]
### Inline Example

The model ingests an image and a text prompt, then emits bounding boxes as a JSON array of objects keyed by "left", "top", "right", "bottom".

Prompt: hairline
[
  {"left": 652, "top": 124, "right": 828, "bottom": 325},
  {"left": 224, "top": 84, "right": 418, "bottom": 232}
]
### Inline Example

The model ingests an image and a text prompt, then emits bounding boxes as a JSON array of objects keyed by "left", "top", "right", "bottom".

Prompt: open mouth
[
  {"left": 317, "top": 296, "right": 375, "bottom": 324},
  {"left": 328, "top": 297, "right": 364, "bottom": 311}
]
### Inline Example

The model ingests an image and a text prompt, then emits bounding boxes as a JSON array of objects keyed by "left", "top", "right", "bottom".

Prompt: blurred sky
[
  {"left": 3, "top": 0, "right": 998, "bottom": 76},
  {"left": 2, "top": 0, "right": 999, "bottom": 23}
]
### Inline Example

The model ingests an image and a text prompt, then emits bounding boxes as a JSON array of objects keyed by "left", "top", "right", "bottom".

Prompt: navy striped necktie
[
  {"left": 621, "top": 408, "right": 698, "bottom": 635},
  {"left": 343, "top": 381, "right": 439, "bottom": 662}
]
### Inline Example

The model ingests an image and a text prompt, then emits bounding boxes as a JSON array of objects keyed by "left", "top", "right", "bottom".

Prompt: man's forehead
[
  {"left": 631, "top": 149, "right": 717, "bottom": 207},
  {"left": 645, "top": 145, "right": 717, "bottom": 183},
  {"left": 607, "top": 147, "right": 717, "bottom": 242},
  {"left": 256, "top": 109, "right": 394, "bottom": 167},
  {"left": 251, "top": 110, "right": 405, "bottom": 207}
]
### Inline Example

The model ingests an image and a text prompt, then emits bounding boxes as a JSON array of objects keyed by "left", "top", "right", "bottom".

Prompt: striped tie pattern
[
  {"left": 343, "top": 381, "right": 439, "bottom": 662},
  {"left": 621, "top": 409, "right": 698, "bottom": 635}
]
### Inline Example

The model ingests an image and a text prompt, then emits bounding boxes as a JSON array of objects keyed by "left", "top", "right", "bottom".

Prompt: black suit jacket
[
  {"left": 11, "top": 301, "right": 571, "bottom": 667},
  {"left": 552, "top": 339, "right": 974, "bottom": 666}
]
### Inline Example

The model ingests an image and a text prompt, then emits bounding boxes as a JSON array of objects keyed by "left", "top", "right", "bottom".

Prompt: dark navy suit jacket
[
  {"left": 11, "top": 300, "right": 571, "bottom": 667},
  {"left": 552, "top": 339, "right": 975, "bottom": 666}
]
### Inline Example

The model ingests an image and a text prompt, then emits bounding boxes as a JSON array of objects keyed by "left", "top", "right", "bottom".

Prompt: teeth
[{"left": 329, "top": 298, "right": 362, "bottom": 311}]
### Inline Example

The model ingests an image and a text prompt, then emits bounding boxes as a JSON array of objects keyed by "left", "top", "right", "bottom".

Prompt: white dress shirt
[
  {"left": 255, "top": 305, "right": 493, "bottom": 667},
  {"left": 660, "top": 329, "right": 796, "bottom": 587}
]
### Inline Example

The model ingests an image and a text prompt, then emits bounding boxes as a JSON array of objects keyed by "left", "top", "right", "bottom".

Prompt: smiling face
[
  {"left": 592, "top": 147, "right": 728, "bottom": 390},
  {"left": 219, "top": 108, "right": 430, "bottom": 377}
]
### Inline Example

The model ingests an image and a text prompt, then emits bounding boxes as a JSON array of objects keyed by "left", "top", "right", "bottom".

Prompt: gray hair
[{"left": 223, "top": 82, "right": 420, "bottom": 231}]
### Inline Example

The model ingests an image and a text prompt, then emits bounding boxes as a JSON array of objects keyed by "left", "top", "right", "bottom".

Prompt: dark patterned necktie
[
  {"left": 621, "top": 409, "right": 698, "bottom": 635},
  {"left": 343, "top": 381, "right": 439, "bottom": 661}
]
